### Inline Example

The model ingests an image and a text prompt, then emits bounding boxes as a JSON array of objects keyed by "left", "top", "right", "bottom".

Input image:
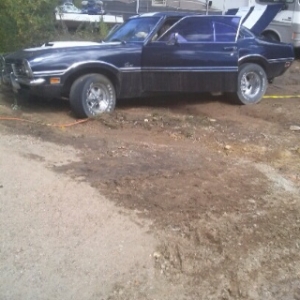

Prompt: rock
[
  {"left": 290, "top": 125, "right": 300, "bottom": 131},
  {"left": 294, "top": 287, "right": 300, "bottom": 300},
  {"left": 153, "top": 251, "right": 161, "bottom": 259},
  {"left": 277, "top": 149, "right": 292, "bottom": 159},
  {"left": 224, "top": 145, "right": 231, "bottom": 150},
  {"left": 144, "top": 118, "right": 149, "bottom": 123},
  {"left": 209, "top": 118, "right": 216, "bottom": 122}
]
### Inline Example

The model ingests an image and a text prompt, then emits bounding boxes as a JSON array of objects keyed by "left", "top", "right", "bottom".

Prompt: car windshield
[{"left": 104, "top": 17, "right": 160, "bottom": 43}]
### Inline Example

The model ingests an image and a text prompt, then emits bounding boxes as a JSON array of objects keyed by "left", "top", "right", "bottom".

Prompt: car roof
[
  {"left": 131, "top": 4, "right": 282, "bottom": 36},
  {"left": 130, "top": 11, "right": 203, "bottom": 19}
]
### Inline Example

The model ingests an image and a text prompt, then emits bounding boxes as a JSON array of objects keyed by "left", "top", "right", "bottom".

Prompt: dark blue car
[{"left": 1, "top": 9, "right": 294, "bottom": 118}]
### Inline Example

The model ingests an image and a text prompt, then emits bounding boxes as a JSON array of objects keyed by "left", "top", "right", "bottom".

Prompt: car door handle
[{"left": 223, "top": 46, "right": 237, "bottom": 51}]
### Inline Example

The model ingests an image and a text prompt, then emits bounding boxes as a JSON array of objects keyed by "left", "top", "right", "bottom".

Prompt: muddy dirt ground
[{"left": 1, "top": 61, "right": 300, "bottom": 300}]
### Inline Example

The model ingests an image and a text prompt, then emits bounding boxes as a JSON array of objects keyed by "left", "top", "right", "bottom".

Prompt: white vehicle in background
[
  {"left": 206, "top": 0, "right": 300, "bottom": 49},
  {"left": 214, "top": 0, "right": 300, "bottom": 48},
  {"left": 204, "top": 0, "right": 254, "bottom": 13},
  {"left": 255, "top": 0, "right": 300, "bottom": 48},
  {"left": 55, "top": 1, "right": 123, "bottom": 29}
]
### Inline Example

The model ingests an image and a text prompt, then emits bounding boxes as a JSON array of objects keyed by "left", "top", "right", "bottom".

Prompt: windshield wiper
[{"left": 105, "top": 38, "right": 127, "bottom": 44}]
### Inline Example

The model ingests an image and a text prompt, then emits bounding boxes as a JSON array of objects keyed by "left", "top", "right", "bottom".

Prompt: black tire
[
  {"left": 261, "top": 31, "right": 280, "bottom": 42},
  {"left": 236, "top": 63, "right": 267, "bottom": 105},
  {"left": 70, "top": 73, "right": 116, "bottom": 118}
]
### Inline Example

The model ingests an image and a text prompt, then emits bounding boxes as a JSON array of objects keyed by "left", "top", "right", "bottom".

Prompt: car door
[{"left": 141, "top": 15, "right": 241, "bottom": 93}]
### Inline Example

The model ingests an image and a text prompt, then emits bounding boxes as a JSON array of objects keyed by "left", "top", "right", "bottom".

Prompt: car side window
[
  {"left": 159, "top": 16, "right": 240, "bottom": 43},
  {"left": 213, "top": 22, "right": 237, "bottom": 42},
  {"left": 159, "top": 17, "right": 213, "bottom": 43}
]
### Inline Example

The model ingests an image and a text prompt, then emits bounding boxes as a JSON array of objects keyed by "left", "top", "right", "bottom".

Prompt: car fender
[
  {"left": 238, "top": 54, "right": 269, "bottom": 71},
  {"left": 61, "top": 60, "right": 121, "bottom": 96}
]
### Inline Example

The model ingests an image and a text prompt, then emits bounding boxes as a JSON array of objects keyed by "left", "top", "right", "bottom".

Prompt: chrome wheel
[
  {"left": 70, "top": 74, "right": 116, "bottom": 118},
  {"left": 236, "top": 63, "right": 267, "bottom": 105},
  {"left": 86, "top": 83, "right": 110, "bottom": 115},
  {"left": 240, "top": 71, "right": 261, "bottom": 101}
]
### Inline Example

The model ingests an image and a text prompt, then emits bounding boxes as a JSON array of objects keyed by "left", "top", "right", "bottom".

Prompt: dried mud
[{"left": 1, "top": 61, "right": 300, "bottom": 300}]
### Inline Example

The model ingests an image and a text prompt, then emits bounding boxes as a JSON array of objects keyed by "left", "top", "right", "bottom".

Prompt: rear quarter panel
[{"left": 238, "top": 37, "right": 294, "bottom": 78}]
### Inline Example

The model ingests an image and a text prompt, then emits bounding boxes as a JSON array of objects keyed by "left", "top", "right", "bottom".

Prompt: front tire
[
  {"left": 236, "top": 63, "right": 267, "bottom": 105},
  {"left": 70, "top": 73, "right": 116, "bottom": 118}
]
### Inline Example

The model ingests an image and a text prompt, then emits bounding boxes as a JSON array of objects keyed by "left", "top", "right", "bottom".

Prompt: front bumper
[
  {"left": 1, "top": 71, "right": 63, "bottom": 99},
  {"left": 1, "top": 55, "right": 63, "bottom": 98}
]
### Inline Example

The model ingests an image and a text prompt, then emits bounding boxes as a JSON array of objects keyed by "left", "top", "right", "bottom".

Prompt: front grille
[
  {"left": 4, "top": 63, "right": 13, "bottom": 75},
  {"left": 0, "top": 58, "right": 13, "bottom": 86},
  {"left": 0, "top": 56, "right": 14, "bottom": 76},
  {"left": 0, "top": 56, "right": 6, "bottom": 73}
]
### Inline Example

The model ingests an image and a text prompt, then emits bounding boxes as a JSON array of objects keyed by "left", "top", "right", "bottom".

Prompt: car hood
[
  {"left": 4, "top": 41, "right": 123, "bottom": 63},
  {"left": 226, "top": 3, "right": 283, "bottom": 36}
]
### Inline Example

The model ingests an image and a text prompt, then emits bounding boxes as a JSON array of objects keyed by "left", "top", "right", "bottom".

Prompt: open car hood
[{"left": 226, "top": 3, "right": 283, "bottom": 36}]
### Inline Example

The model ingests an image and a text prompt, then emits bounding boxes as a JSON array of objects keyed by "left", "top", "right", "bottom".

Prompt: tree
[{"left": 0, "top": 0, "right": 57, "bottom": 52}]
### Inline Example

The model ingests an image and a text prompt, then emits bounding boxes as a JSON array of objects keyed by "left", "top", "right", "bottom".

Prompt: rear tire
[
  {"left": 70, "top": 73, "right": 116, "bottom": 118},
  {"left": 261, "top": 31, "right": 280, "bottom": 42},
  {"left": 236, "top": 63, "right": 267, "bottom": 105}
]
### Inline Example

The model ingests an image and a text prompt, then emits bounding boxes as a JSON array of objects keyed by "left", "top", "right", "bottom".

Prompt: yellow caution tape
[{"left": 263, "top": 95, "right": 300, "bottom": 99}]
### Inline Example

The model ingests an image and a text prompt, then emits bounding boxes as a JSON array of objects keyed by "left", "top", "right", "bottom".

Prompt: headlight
[
  {"left": 12, "top": 59, "right": 33, "bottom": 78},
  {"left": 23, "top": 59, "right": 33, "bottom": 78}
]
